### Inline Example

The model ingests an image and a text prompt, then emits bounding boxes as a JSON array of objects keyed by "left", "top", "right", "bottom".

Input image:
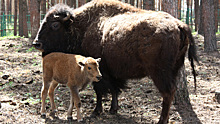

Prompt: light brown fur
[{"left": 41, "top": 52, "right": 101, "bottom": 121}]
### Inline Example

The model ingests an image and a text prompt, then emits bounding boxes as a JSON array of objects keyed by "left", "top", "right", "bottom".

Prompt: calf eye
[
  {"left": 88, "top": 67, "right": 91, "bottom": 70},
  {"left": 51, "top": 22, "right": 60, "bottom": 30}
]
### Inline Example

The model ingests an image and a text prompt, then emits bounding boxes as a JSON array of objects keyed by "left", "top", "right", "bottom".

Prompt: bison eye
[
  {"left": 88, "top": 67, "right": 91, "bottom": 70},
  {"left": 51, "top": 22, "right": 60, "bottom": 30}
]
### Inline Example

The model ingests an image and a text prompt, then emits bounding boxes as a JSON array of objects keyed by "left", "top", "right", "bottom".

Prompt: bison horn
[
  {"left": 63, "top": 12, "right": 70, "bottom": 21},
  {"left": 54, "top": 14, "right": 60, "bottom": 19}
]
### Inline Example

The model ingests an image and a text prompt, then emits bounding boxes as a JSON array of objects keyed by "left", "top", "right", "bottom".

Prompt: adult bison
[{"left": 33, "top": 0, "right": 198, "bottom": 123}]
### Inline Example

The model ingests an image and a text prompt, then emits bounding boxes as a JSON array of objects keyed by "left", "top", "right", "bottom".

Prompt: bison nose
[
  {"left": 96, "top": 76, "right": 102, "bottom": 81},
  {"left": 32, "top": 40, "right": 42, "bottom": 49}
]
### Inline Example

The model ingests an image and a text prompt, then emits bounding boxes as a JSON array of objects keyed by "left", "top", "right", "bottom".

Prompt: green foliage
[
  {"left": 0, "top": 81, "right": 14, "bottom": 90},
  {"left": 26, "top": 47, "right": 35, "bottom": 52}
]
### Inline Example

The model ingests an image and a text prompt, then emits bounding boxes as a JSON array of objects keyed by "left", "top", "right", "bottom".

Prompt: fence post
[
  {"left": 186, "top": 4, "right": 189, "bottom": 25},
  {"left": 1, "top": 13, "right": 6, "bottom": 37}
]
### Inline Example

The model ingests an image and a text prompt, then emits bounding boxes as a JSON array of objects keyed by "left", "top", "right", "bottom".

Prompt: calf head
[
  {"left": 78, "top": 58, "right": 102, "bottom": 82},
  {"left": 32, "top": 4, "right": 76, "bottom": 56}
]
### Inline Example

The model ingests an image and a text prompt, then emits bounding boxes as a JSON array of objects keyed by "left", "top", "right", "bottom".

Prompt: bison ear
[
  {"left": 96, "top": 58, "right": 101, "bottom": 63},
  {"left": 78, "top": 61, "right": 85, "bottom": 67}
]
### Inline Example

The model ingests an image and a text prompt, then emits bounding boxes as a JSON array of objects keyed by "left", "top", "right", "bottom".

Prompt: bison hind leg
[{"left": 151, "top": 69, "right": 177, "bottom": 124}]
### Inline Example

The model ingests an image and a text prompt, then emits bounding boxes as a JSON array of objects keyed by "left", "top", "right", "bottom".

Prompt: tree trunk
[
  {"left": 18, "top": 0, "right": 23, "bottom": 36},
  {"left": 79, "top": 0, "right": 86, "bottom": 7},
  {"left": 138, "top": 0, "right": 141, "bottom": 9},
  {"left": 203, "top": 0, "right": 218, "bottom": 52},
  {"left": 51, "top": 0, "right": 55, "bottom": 6},
  {"left": 41, "top": 0, "right": 46, "bottom": 15},
  {"left": 1, "top": 0, "right": 5, "bottom": 14},
  {"left": 143, "top": 0, "right": 155, "bottom": 10},
  {"left": 162, "top": 0, "right": 190, "bottom": 105},
  {"left": 29, "top": 0, "right": 41, "bottom": 39},
  {"left": 6, "top": 0, "right": 10, "bottom": 15},
  {"left": 67, "top": 0, "right": 74, "bottom": 7},
  {"left": 14, "top": 0, "right": 17, "bottom": 36},
  {"left": 177, "top": 0, "right": 181, "bottom": 19},
  {"left": 174, "top": 65, "right": 190, "bottom": 105},
  {"left": 214, "top": 0, "right": 218, "bottom": 32},
  {"left": 186, "top": 0, "right": 190, "bottom": 25},
  {"left": 130, "top": 0, "right": 134, "bottom": 6},
  {"left": 22, "top": 0, "right": 28, "bottom": 37},
  {"left": 162, "top": 0, "right": 178, "bottom": 18},
  {"left": 194, "top": 0, "right": 199, "bottom": 31},
  {"left": 198, "top": 0, "right": 204, "bottom": 35},
  {"left": 158, "top": 0, "right": 161, "bottom": 11}
]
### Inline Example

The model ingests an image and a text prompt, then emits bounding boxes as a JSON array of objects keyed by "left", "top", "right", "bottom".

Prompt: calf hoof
[
  {"left": 50, "top": 110, "right": 57, "bottom": 117},
  {"left": 41, "top": 113, "right": 46, "bottom": 119},
  {"left": 67, "top": 117, "right": 73, "bottom": 122}
]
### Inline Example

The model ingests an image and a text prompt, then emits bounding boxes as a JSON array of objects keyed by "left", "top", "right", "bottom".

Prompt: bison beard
[{"left": 32, "top": 0, "right": 198, "bottom": 123}]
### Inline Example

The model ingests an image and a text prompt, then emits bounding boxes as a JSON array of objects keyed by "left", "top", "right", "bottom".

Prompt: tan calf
[{"left": 41, "top": 52, "right": 102, "bottom": 122}]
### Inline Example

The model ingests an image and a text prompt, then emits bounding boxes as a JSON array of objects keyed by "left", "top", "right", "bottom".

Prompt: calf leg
[
  {"left": 41, "top": 80, "right": 51, "bottom": 118},
  {"left": 48, "top": 80, "right": 58, "bottom": 114},
  {"left": 73, "top": 89, "right": 83, "bottom": 122},
  {"left": 67, "top": 85, "right": 83, "bottom": 122},
  {"left": 67, "top": 87, "right": 75, "bottom": 121}
]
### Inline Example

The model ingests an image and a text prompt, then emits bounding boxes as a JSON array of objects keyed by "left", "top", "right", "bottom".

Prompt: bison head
[{"left": 32, "top": 4, "right": 78, "bottom": 56}]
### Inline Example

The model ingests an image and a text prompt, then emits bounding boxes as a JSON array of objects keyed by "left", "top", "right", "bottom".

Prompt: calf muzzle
[{"left": 96, "top": 76, "right": 102, "bottom": 81}]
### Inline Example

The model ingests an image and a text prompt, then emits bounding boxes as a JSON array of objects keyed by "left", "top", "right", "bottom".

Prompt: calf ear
[
  {"left": 96, "top": 58, "right": 101, "bottom": 63},
  {"left": 78, "top": 62, "right": 85, "bottom": 67}
]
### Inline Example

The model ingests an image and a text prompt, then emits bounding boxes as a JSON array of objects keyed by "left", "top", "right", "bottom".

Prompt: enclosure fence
[{"left": 0, "top": 2, "right": 219, "bottom": 37}]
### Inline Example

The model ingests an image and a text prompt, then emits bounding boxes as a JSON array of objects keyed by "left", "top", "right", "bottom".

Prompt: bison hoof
[
  {"left": 109, "top": 108, "right": 117, "bottom": 114},
  {"left": 67, "top": 117, "right": 73, "bottom": 122},
  {"left": 41, "top": 113, "right": 46, "bottom": 119},
  {"left": 90, "top": 111, "right": 101, "bottom": 118}
]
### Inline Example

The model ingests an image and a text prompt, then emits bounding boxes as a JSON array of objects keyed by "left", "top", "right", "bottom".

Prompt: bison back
[{"left": 92, "top": 12, "right": 182, "bottom": 79}]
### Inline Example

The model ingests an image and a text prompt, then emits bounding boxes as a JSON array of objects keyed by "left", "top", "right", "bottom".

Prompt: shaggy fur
[
  {"left": 33, "top": 0, "right": 198, "bottom": 123},
  {"left": 41, "top": 52, "right": 102, "bottom": 121}
]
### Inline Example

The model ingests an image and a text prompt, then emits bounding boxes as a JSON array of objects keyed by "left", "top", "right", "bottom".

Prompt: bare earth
[{"left": 0, "top": 35, "right": 219, "bottom": 124}]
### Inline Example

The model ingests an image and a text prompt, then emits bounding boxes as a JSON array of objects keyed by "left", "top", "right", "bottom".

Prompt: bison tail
[{"left": 187, "top": 29, "right": 199, "bottom": 92}]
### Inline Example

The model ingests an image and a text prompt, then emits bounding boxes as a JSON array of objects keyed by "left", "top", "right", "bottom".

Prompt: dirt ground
[{"left": 0, "top": 35, "right": 219, "bottom": 124}]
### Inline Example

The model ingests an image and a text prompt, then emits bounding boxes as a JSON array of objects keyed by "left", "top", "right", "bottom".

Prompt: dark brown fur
[{"left": 33, "top": 0, "right": 198, "bottom": 123}]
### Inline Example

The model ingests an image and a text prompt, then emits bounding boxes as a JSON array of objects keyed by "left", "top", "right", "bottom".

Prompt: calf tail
[{"left": 187, "top": 30, "right": 199, "bottom": 92}]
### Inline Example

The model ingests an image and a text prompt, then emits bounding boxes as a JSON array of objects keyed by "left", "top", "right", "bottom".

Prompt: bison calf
[{"left": 41, "top": 52, "right": 102, "bottom": 121}]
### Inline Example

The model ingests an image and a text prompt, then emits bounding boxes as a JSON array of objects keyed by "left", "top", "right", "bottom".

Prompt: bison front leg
[
  {"left": 109, "top": 90, "right": 119, "bottom": 114},
  {"left": 92, "top": 91, "right": 103, "bottom": 116}
]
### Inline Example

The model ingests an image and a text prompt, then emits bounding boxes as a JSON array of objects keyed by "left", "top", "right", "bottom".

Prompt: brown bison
[
  {"left": 41, "top": 52, "right": 102, "bottom": 121},
  {"left": 33, "top": 0, "right": 198, "bottom": 123}
]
